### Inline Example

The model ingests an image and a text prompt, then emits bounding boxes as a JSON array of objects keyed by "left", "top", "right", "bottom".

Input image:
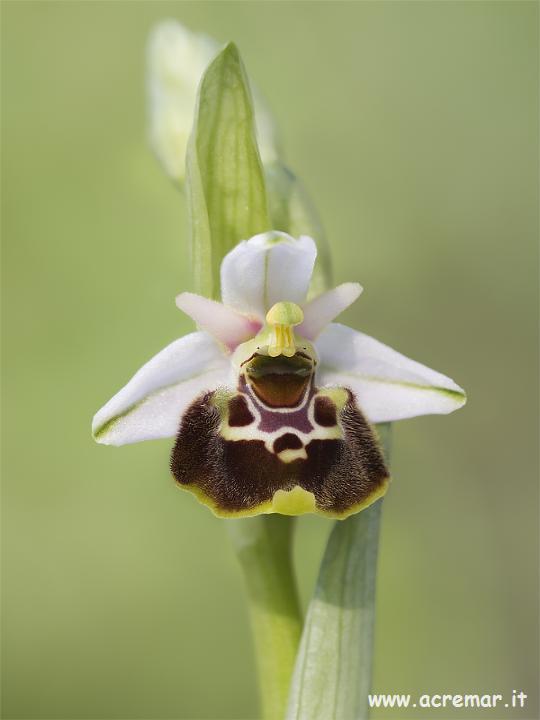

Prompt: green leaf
[
  {"left": 265, "top": 162, "right": 333, "bottom": 295},
  {"left": 186, "top": 42, "right": 271, "bottom": 300},
  {"left": 286, "top": 425, "right": 392, "bottom": 720}
]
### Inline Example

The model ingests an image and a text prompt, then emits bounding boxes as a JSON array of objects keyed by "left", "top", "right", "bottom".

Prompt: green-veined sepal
[{"left": 186, "top": 43, "right": 271, "bottom": 299}]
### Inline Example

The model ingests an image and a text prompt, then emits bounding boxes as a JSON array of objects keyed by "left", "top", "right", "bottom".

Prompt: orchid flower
[{"left": 93, "top": 232, "right": 465, "bottom": 519}]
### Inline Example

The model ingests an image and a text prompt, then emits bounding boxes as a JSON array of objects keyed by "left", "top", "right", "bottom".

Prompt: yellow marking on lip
[
  {"left": 317, "top": 386, "right": 349, "bottom": 411},
  {"left": 177, "top": 476, "right": 390, "bottom": 519},
  {"left": 276, "top": 447, "right": 308, "bottom": 463},
  {"left": 270, "top": 486, "right": 316, "bottom": 515}
]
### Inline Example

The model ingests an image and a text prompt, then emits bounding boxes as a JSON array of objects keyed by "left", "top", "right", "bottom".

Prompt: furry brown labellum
[{"left": 170, "top": 350, "right": 389, "bottom": 518}]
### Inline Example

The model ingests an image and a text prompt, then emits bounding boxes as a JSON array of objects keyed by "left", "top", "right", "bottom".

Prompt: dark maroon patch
[
  {"left": 228, "top": 395, "right": 254, "bottom": 426},
  {"left": 273, "top": 433, "right": 303, "bottom": 454},
  {"left": 314, "top": 396, "right": 337, "bottom": 426},
  {"left": 239, "top": 375, "right": 315, "bottom": 433}
]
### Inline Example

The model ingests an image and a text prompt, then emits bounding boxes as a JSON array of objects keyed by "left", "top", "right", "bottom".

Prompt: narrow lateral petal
[
  {"left": 92, "top": 332, "right": 231, "bottom": 446},
  {"left": 221, "top": 232, "right": 317, "bottom": 320},
  {"left": 175, "top": 292, "right": 261, "bottom": 351},
  {"left": 316, "top": 323, "right": 466, "bottom": 424},
  {"left": 298, "top": 283, "right": 363, "bottom": 340}
]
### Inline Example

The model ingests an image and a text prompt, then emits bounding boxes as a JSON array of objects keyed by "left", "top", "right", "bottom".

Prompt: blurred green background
[{"left": 2, "top": 2, "right": 538, "bottom": 719}]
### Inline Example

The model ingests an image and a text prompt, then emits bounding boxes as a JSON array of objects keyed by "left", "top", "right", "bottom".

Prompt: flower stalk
[{"left": 228, "top": 516, "right": 302, "bottom": 720}]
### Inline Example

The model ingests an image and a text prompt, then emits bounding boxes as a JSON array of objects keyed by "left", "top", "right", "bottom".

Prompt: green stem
[{"left": 227, "top": 515, "right": 303, "bottom": 720}]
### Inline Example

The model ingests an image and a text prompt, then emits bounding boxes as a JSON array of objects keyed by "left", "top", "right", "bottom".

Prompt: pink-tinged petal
[
  {"left": 92, "top": 332, "right": 232, "bottom": 446},
  {"left": 176, "top": 292, "right": 261, "bottom": 350},
  {"left": 315, "top": 323, "right": 466, "bottom": 424},
  {"left": 298, "top": 283, "right": 362, "bottom": 340},
  {"left": 221, "top": 232, "right": 317, "bottom": 319}
]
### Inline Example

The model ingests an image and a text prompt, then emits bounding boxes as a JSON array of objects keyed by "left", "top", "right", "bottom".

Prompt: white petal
[
  {"left": 175, "top": 292, "right": 261, "bottom": 350},
  {"left": 316, "top": 323, "right": 466, "bottom": 424},
  {"left": 92, "top": 332, "right": 231, "bottom": 446},
  {"left": 221, "top": 232, "right": 317, "bottom": 319},
  {"left": 298, "top": 283, "right": 362, "bottom": 340}
]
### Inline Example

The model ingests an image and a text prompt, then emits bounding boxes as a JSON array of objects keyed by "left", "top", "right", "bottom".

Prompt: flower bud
[{"left": 147, "top": 20, "right": 279, "bottom": 182}]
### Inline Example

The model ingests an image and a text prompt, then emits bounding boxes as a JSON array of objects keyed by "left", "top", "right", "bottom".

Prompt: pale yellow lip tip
[{"left": 268, "top": 486, "right": 317, "bottom": 516}]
